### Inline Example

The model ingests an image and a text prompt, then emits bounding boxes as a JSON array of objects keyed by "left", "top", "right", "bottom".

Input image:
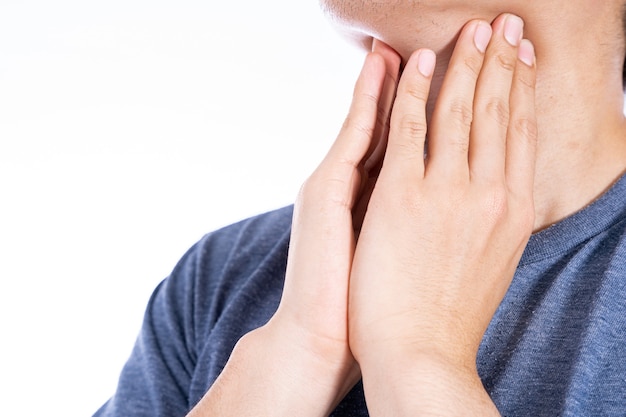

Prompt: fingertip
[
  {"left": 473, "top": 21, "right": 493, "bottom": 54},
  {"left": 372, "top": 39, "right": 400, "bottom": 60},
  {"left": 360, "top": 52, "right": 387, "bottom": 86},
  {"left": 366, "top": 50, "right": 386, "bottom": 67},
  {"left": 416, "top": 49, "right": 436, "bottom": 78},
  {"left": 518, "top": 39, "right": 536, "bottom": 67},
  {"left": 503, "top": 14, "right": 524, "bottom": 47},
  {"left": 372, "top": 39, "right": 402, "bottom": 77},
  {"left": 371, "top": 37, "right": 383, "bottom": 52}
]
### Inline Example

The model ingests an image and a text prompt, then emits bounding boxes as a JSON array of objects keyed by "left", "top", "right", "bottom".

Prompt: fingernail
[
  {"left": 518, "top": 39, "right": 535, "bottom": 67},
  {"left": 417, "top": 49, "right": 436, "bottom": 77},
  {"left": 474, "top": 22, "right": 492, "bottom": 53},
  {"left": 504, "top": 15, "right": 523, "bottom": 46}
]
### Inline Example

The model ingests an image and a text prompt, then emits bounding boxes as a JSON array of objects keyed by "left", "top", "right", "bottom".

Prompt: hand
[
  {"left": 348, "top": 14, "right": 537, "bottom": 415},
  {"left": 233, "top": 40, "right": 402, "bottom": 414},
  {"left": 188, "top": 39, "right": 403, "bottom": 417}
]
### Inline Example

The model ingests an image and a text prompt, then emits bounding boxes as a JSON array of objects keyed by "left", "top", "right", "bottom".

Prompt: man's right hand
[{"left": 187, "top": 39, "right": 402, "bottom": 417}]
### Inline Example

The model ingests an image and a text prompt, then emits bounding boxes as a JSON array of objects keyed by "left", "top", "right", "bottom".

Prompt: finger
[
  {"left": 317, "top": 52, "right": 386, "bottom": 208},
  {"left": 366, "top": 40, "right": 401, "bottom": 173},
  {"left": 469, "top": 14, "right": 524, "bottom": 182},
  {"left": 505, "top": 39, "right": 537, "bottom": 196},
  {"left": 384, "top": 48, "right": 435, "bottom": 180},
  {"left": 426, "top": 20, "right": 492, "bottom": 180},
  {"left": 289, "top": 52, "right": 386, "bottom": 296},
  {"left": 351, "top": 40, "right": 401, "bottom": 232}
]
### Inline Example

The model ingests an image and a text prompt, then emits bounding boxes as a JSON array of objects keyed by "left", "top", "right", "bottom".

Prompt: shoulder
[
  {"left": 166, "top": 204, "right": 294, "bottom": 289},
  {"left": 164, "top": 205, "right": 294, "bottom": 337},
  {"left": 197, "top": 205, "right": 294, "bottom": 259},
  {"left": 189, "top": 205, "right": 294, "bottom": 283}
]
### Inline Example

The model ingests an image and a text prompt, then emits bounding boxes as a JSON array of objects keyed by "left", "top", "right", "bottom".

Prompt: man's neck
[{"left": 519, "top": 39, "right": 626, "bottom": 231}]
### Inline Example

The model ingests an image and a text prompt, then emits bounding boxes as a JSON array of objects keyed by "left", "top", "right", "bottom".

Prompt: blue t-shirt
[{"left": 94, "top": 173, "right": 626, "bottom": 417}]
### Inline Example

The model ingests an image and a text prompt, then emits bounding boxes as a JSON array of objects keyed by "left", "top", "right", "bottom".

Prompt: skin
[
  {"left": 320, "top": 0, "right": 626, "bottom": 230},
  {"left": 187, "top": 1, "right": 626, "bottom": 416}
]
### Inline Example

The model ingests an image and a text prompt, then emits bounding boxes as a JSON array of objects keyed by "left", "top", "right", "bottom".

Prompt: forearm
[
  {"left": 187, "top": 324, "right": 356, "bottom": 417},
  {"left": 359, "top": 353, "right": 500, "bottom": 417}
]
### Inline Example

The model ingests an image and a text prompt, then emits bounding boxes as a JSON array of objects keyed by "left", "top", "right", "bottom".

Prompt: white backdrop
[{"left": 0, "top": 1, "right": 364, "bottom": 415}]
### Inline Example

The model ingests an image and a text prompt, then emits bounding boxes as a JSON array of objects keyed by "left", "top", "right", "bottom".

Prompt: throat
[{"left": 531, "top": 116, "right": 626, "bottom": 231}]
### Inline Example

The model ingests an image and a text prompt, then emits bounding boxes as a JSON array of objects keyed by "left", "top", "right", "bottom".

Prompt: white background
[{"left": 0, "top": 1, "right": 364, "bottom": 415}]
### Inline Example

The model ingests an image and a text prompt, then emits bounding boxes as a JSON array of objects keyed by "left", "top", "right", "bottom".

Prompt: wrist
[
  {"left": 358, "top": 351, "right": 500, "bottom": 417},
  {"left": 190, "top": 326, "right": 357, "bottom": 417},
  {"left": 243, "top": 323, "right": 359, "bottom": 413}
]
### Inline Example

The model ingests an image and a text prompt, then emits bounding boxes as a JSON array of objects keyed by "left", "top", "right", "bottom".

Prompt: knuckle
[
  {"left": 362, "top": 91, "right": 380, "bottom": 107},
  {"left": 298, "top": 173, "right": 351, "bottom": 211},
  {"left": 448, "top": 100, "right": 474, "bottom": 129},
  {"left": 342, "top": 114, "right": 374, "bottom": 138},
  {"left": 512, "top": 117, "right": 538, "bottom": 143},
  {"left": 295, "top": 177, "right": 315, "bottom": 211},
  {"left": 484, "top": 98, "right": 510, "bottom": 129},
  {"left": 402, "top": 84, "right": 428, "bottom": 105},
  {"left": 462, "top": 55, "right": 482, "bottom": 78},
  {"left": 495, "top": 51, "right": 516, "bottom": 72},
  {"left": 516, "top": 70, "right": 536, "bottom": 90},
  {"left": 297, "top": 174, "right": 320, "bottom": 203},
  {"left": 398, "top": 113, "right": 428, "bottom": 139},
  {"left": 448, "top": 136, "right": 470, "bottom": 154}
]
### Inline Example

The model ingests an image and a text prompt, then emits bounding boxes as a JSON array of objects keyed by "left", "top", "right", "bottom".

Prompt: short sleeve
[
  {"left": 93, "top": 243, "right": 200, "bottom": 417},
  {"left": 92, "top": 206, "right": 295, "bottom": 417}
]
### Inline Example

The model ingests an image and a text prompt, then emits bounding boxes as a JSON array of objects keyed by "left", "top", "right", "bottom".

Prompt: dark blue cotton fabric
[{"left": 94, "top": 173, "right": 626, "bottom": 417}]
